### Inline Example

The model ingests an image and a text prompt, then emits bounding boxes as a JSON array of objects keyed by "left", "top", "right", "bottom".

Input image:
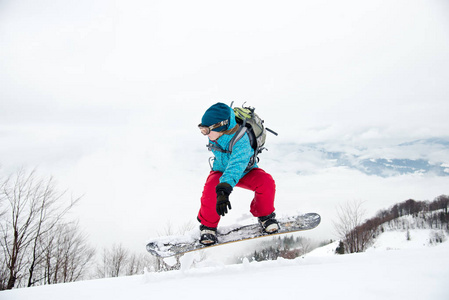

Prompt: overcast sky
[{"left": 1, "top": 0, "right": 449, "bottom": 252}]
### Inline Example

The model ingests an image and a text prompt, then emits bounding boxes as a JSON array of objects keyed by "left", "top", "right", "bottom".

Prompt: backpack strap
[
  {"left": 206, "top": 141, "right": 230, "bottom": 153},
  {"left": 228, "top": 126, "right": 247, "bottom": 153},
  {"left": 206, "top": 127, "right": 247, "bottom": 154}
]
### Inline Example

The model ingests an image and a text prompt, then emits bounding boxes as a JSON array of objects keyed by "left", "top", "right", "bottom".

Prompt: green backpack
[{"left": 207, "top": 103, "right": 278, "bottom": 171}]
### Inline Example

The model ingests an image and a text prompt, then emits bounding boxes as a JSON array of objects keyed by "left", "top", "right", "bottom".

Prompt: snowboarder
[{"left": 197, "top": 102, "right": 279, "bottom": 245}]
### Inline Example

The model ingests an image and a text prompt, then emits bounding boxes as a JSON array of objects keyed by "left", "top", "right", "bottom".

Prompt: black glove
[{"left": 216, "top": 182, "right": 233, "bottom": 216}]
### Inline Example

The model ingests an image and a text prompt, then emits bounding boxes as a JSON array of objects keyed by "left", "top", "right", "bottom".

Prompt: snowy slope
[
  {"left": 369, "top": 229, "right": 446, "bottom": 251},
  {"left": 3, "top": 237, "right": 448, "bottom": 300}
]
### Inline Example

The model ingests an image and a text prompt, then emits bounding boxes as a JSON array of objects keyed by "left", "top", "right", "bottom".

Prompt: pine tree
[{"left": 335, "top": 240, "right": 345, "bottom": 255}]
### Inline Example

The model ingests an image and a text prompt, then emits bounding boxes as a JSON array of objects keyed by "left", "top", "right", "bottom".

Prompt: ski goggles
[{"left": 198, "top": 120, "right": 229, "bottom": 135}]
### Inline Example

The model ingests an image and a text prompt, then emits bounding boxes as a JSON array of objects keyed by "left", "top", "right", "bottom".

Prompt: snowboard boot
[
  {"left": 199, "top": 224, "right": 218, "bottom": 245},
  {"left": 258, "top": 212, "right": 280, "bottom": 233}
]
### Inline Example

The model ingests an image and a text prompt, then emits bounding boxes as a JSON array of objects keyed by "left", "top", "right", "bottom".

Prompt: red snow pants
[{"left": 197, "top": 168, "right": 276, "bottom": 228}]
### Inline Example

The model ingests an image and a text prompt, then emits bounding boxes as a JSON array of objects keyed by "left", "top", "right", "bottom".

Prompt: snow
[
  {"left": 1, "top": 0, "right": 449, "bottom": 256},
  {"left": 369, "top": 229, "right": 446, "bottom": 251},
  {"left": 3, "top": 234, "right": 448, "bottom": 300},
  {"left": 1, "top": 0, "right": 449, "bottom": 298}
]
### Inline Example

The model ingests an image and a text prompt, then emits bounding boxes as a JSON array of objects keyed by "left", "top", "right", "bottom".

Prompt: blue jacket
[{"left": 208, "top": 110, "right": 257, "bottom": 187}]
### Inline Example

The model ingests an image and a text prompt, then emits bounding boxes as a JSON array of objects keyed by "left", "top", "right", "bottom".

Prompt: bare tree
[
  {"left": 96, "top": 244, "right": 130, "bottom": 278},
  {"left": 297, "top": 237, "right": 314, "bottom": 256},
  {"left": 0, "top": 187, "right": 7, "bottom": 289},
  {"left": 333, "top": 200, "right": 367, "bottom": 253},
  {"left": 42, "top": 222, "right": 95, "bottom": 284},
  {"left": 158, "top": 220, "right": 196, "bottom": 237},
  {"left": 110, "top": 244, "right": 129, "bottom": 277},
  {"left": 0, "top": 169, "right": 79, "bottom": 289},
  {"left": 126, "top": 253, "right": 153, "bottom": 276},
  {"left": 94, "top": 221, "right": 198, "bottom": 277}
]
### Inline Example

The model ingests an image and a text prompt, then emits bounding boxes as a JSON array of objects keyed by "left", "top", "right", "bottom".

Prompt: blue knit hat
[{"left": 201, "top": 103, "right": 231, "bottom": 132}]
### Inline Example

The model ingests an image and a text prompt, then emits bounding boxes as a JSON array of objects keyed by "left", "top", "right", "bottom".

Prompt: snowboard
[{"left": 146, "top": 213, "right": 321, "bottom": 258}]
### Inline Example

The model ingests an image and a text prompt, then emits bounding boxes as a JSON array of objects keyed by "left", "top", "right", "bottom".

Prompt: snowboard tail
[{"left": 146, "top": 213, "right": 321, "bottom": 258}]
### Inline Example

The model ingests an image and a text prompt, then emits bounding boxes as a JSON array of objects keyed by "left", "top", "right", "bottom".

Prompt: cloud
[{"left": 1, "top": 0, "right": 449, "bottom": 251}]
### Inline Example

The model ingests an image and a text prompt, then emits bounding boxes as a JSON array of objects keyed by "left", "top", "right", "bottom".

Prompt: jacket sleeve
[{"left": 219, "top": 133, "right": 254, "bottom": 187}]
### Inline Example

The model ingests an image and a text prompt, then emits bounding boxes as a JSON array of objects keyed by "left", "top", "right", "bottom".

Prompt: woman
[{"left": 197, "top": 102, "right": 279, "bottom": 245}]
